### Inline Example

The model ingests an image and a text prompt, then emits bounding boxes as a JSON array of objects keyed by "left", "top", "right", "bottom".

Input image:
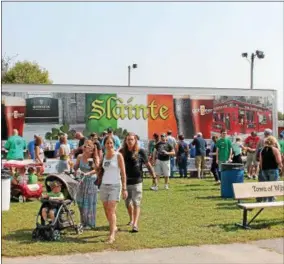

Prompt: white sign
[{"left": 44, "top": 159, "right": 60, "bottom": 174}]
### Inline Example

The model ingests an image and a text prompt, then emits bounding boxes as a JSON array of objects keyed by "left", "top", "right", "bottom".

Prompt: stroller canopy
[{"left": 45, "top": 173, "right": 79, "bottom": 200}]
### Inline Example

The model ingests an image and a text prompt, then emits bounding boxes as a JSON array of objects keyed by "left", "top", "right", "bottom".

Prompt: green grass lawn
[{"left": 2, "top": 177, "right": 284, "bottom": 257}]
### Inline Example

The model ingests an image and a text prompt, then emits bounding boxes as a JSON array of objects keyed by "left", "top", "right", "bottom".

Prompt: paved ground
[{"left": 3, "top": 238, "right": 283, "bottom": 264}]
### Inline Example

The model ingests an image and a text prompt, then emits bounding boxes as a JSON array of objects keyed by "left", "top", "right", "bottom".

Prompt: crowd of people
[{"left": 3, "top": 127, "right": 284, "bottom": 243}]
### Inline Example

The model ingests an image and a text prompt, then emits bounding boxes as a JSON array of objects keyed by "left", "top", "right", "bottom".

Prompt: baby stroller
[
  {"left": 3, "top": 161, "right": 43, "bottom": 202},
  {"left": 32, "top": 173, "right": 84, "bottom": 241}
]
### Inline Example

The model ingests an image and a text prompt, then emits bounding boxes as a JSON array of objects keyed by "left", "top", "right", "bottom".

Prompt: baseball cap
[{"left": 161, "top": 133, "right": 166, "bottom": 137}]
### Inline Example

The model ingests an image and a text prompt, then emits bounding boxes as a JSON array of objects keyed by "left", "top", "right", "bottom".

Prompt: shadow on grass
[
  {"left": 2, "top": 228, "right": 107, "bottom": 244},
  {"left": 216, "top": 202, "right": 237, "bottom": 206},
  {"left": 196, "top": 195, "right": 223, "bottom": 200},
  {"left": 205, "top": 219, "right": 284, "bottom": 232}
]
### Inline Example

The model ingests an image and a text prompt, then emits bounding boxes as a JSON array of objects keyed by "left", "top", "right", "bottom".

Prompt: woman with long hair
[
  {"left": 99, "top": 135, "right": 128, "bottom": 243},
  {"left": 57, "top": 135, "right": 71, "bottom": 173},
  {"left": 259, "top": 136, "right": 283, "bottom": 202},
  {"left": 120, "top": 133, "right": 156, "bottom": 232},
  {"left": 74, "top": 140, "right": 99, "bottom": 229}
]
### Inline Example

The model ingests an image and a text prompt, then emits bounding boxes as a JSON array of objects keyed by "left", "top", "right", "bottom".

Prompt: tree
[
  {"left": 2, "top": 60, "right": 52, "bottom": 84},
  {"left": 1, "top": 55, "right": 17, "bottom": 82},
  {"left": 278, "top": 112, "right": 284, "bottom": 120}
]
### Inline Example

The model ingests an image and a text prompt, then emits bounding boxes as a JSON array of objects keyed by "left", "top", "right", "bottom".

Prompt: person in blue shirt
[
  {"left": 101, "top": 128, "right": 121, "bottom": 151},
  {"left": 27, "top": 135, "right": 37, "bottom": 160}
]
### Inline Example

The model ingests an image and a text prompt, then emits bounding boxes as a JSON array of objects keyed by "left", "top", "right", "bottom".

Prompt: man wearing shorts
[
  {"left": 245, "top": 131, "right": 260, "bottom": 179},
  {"left": 152, "top": 133, "right": 175, "bottom": 190},
  {"left": 120, "top": 132, "right": 157, "bottom": 232},
  {"left": 191, "top": 132, "right": 207, "bottom": 179}
]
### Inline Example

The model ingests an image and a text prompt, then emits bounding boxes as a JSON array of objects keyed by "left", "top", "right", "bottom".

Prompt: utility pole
[{"left": 241, "top": 50, "right": 265, "bottom": 90}]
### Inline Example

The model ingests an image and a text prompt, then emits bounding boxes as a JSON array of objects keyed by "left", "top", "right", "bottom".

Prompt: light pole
[
  {"left": 242, "top": 50, "right": 265, "bottom": 89},
  {"left": 128, "top": 63, "right": 138, "bottom": 86}
]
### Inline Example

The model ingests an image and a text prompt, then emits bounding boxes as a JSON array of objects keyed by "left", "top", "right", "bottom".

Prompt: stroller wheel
[
  {"left": 75, "top": 224, "right": 84, "bottom": 235},
  {"left": 51, "top": 229, "right": 61, "bottom": 241}
]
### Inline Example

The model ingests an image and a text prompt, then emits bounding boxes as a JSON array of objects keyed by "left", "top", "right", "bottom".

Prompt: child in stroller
[
  {"left": 32, "top": 173, "right": 84, "bottom": 241},
  {"left": 41, "top": 180, "right": 64, "bottom": 224}
]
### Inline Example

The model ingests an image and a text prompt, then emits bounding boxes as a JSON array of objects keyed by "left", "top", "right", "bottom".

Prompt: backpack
[{"left": 178, "top": 142, "right": 188, "bottom": 155}]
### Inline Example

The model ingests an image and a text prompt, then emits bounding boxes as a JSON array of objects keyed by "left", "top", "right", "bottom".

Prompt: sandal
[
  {"left": 127, "top": 222, "right": 133, "bottom": 226},
  {"left": 106, "top": 236, "right": 115, "bottom": 244},
  {"left": 131, "top": 226, "right": 139, "bottom": 233}
]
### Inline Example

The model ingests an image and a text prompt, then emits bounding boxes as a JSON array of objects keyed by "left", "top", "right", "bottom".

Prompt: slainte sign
[{"left": 89, "top": 96, "right": 169, "bottom": 120}]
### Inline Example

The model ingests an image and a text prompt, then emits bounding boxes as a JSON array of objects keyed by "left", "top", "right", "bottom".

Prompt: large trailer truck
[{"left": 1, "top": 84, "right": 278, "bottom": 142}]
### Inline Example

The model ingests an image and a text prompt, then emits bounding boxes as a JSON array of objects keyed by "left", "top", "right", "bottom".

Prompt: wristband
[{"left": 122, "top": 188, "right": 127, "bottom": 191}]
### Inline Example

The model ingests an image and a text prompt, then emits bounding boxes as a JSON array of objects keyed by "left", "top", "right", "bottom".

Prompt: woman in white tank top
[{"left": 99, "top": 135, "right": 127, "bottom": 244}]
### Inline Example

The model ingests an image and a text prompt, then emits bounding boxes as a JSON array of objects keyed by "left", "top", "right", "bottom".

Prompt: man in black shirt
[
  {"left": 152, "top": 133, "right": 175, "bottom": 190},
  {"left": 120, "top": 133, "right": 157, "bottom": 233}
]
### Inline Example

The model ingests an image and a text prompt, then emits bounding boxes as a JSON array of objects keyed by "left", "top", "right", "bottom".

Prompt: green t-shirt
[
  {"left": 28, "top": 173, "right": 38, "bottom": 184},
  {"left": 279, "top": 139, "right": 284, "bottom": 154},
  {"left": 216, "top": 137, "right": 232, "bottom": 162},
  {"left": 47, "top": 191, "right": 64, "bottom": 200},
  {"left": 4, "top": 135, "right": 27, "bottom": 160}
]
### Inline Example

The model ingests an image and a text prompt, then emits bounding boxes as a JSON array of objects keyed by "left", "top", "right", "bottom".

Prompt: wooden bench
[{"left": 233, "top": 181, "right": 284, "bottom": 229}]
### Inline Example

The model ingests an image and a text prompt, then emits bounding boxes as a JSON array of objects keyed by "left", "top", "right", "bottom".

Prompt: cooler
[
  {"left": 220, "top": 163, "right": 244, "bottom": 198},
  {"left": 2, "top": 169, "right": 11, "bottom": 211}
]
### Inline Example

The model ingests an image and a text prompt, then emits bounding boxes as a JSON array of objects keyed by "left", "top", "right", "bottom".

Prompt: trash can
[
  {"left": 220, "top": 163, "right": 244, "bottom": 198},
  {"left": 2, "top": 168, "right": 11, "bottom": 211}
]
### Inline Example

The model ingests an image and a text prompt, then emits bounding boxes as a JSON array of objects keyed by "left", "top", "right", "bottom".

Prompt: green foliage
[
  {"left": 2, "top": 60, "right": 52, "bottom": 84},
  {"left": 278, "top": 112, "right": 284, "bottom": 120},
  {"left": 45, "top": 124, "right": 76, "bottom": 140}
]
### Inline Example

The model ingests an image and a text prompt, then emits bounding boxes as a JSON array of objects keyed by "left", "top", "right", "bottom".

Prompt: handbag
[{"left": 94, "top": 156, "right": 104, "bottom": 187}]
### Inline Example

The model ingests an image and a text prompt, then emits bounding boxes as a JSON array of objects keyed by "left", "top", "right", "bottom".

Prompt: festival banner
[{"left": 1, "top": 92, "right": 274, "bottom": 141}]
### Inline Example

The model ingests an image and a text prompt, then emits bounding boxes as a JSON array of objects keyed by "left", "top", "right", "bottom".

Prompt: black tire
[
  {"left": 75, "top": 224, "right": 84, "bottom": 235},
  {"left": 51, "top": 229, "right": 61, "bottom": 241}
]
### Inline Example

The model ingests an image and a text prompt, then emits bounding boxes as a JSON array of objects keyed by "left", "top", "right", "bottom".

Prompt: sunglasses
[{"left": 84, "top": 145, "right": 93, "bottom": 149}]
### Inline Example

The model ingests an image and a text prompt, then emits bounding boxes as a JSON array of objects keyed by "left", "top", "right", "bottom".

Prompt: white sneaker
[
  {"left": 165, "top": 184, "right": 169, "bottom": 190},
  {"left": 150, "top": 186, "right": 158, "bottom": 191}
]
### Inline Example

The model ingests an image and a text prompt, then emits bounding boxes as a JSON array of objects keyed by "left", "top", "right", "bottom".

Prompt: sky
[{"left": 2, "top": 2, "right": 284, "bottom": 111}]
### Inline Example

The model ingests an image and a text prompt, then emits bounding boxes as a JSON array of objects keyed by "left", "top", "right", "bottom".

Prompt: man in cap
[
  {"left": 244, "top": 131, "right": 260, "bottom": 179},
  {"left": 151, "top": 133, "right": 175, "bottom": 190}
]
